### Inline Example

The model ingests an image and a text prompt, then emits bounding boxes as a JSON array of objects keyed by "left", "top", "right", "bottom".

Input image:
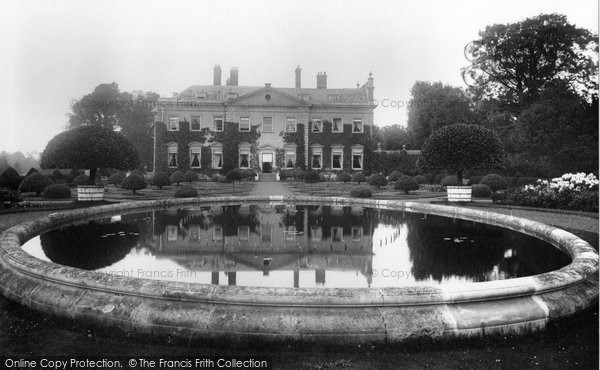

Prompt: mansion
[{"left": 152, "top": 66, "right": 376, "bottom": 174}]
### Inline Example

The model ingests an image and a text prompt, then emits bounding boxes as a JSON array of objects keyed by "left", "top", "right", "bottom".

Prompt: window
[
  {"left": 332, "top": 118, "right": 342, "bottom": 133},
  {"left": 213, "top": 117, "right": 224, "bottom": 132},
  {"left": 331, "top": 148, "right": 343, "bottom": 170},
  {"left": 168, "top": 116, "right": 179, "bottom": 131},
  {"left": 239, "top": 151, "right": 249, "bottom": 168},
  {"left": 311, "top": 226, "right": 322, "bottom": 242},
  {"left": 167, "top": 143, "right": 178, "bottom": 168},
  {"left": 311, "top": 147, "right": 322, "bottom": 169},
  {"left": 285, "top": 150, "right": 296, "bottom": 168},
  {"left": 240, "top": 117, "right": 250, "bottom": 132},
  {"left": 285, "top": 117, "right": 296, "bottom": 132},
  {"left": 352, "top": 148, "right": 364, "bottom": 170},
  {"left": 191, "top": 116, "right": 201, "bottom": 131},
  {"left": 213, "top": 225, "right": 223, "bottom": 241},
  {"left": 189, "top": 142, "right": 202, "bottom": 169},
  {"left": 285, "top": 226, "right": 296, "bottom": 242},
  {"left": 311, "top": 119, "right": 322, "bottom": 133},
  {"left": 212, "top": 146, "right": 223, "bottom": 169},
  {"left": 352, "top": 227, "right": 362, "bottom": 241},
  {"left": 261, "top": 225, "right": 272, "bottom": 242},
  {"left": 167, "top": 226, "right": 178, "bottom": 242},
  {"left": 331, "top": 227, "right": 342, "bottom": 242},
  {"left": 238, "top": 226, "right": 249, "bottom": 241},
  {"left": 352, "top": 119, "right": 363, "bottom": 133},
  {"left": 262, "top": 117, "right": 273, "bottom": 133},
  {"left": 227, "top": 92, "right": 238, "bottom": 99}
]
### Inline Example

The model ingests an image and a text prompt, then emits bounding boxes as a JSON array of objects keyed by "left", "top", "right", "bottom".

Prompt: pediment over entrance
[
  {"left": 226, "top": 87, "right": 310, "bottom": 107},
  {"left": 258, "top": 144, "right": 280, "bottom": 151}
]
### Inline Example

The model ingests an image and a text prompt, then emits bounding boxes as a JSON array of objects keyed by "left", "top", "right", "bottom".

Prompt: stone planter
[
  {"left": 447, "top": 185, "right": 472, "bottom": 202},
  {"left": 77, "top": 185, "right": 104, "bottom": 201}
]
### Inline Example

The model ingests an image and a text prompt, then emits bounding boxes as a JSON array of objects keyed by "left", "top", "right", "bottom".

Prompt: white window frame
[
  {"left": 168, "top": 116, "right": 179, "bottom": 131},
  {"left": 167, "top": 143, "right": 178, "bottom": 168},
  {"left": 352, "top": 119, "right": 363, "bottom": 133},
  {"left": 213, "top": 117, "right": 224, "bottom": 132},
  {"left": 285, "top": 150, "right": 296, "bottom": 169},
  {"left": 212, "top": 147, "right": 223, "bottom": 169},
  {"left": 352, "top": 227, "right": 362, "bottom": 241},
  {"left": 311, "top": 119, "right": 323, "bottom": 133},
  {"left": 190, "top": 116, "right": 201, "bottom": 131},
  {"left": 331, "top": 148, "right": 343, "bottom": 170},
  {"left": 239, "top": 117, "right": 250, "bottom": 132},
  {"left": 311, "top": 148, "right": 322, "bottom": 169},
  {"left": 332, "top": 118, "right": 343, "bottom": 133},
  {"left": 331, "top": 227, "right": 342, "bottom": 242},
  {"left": 238, "top": 226, "right": 249, "bottom": 241},
  {"left": 190, "top": 150, "right": 201, "bottom": 168},
  {"left": 239, "top": 150, "right": 250, "bottom": 169},
  {"left": 262, "top": 117, "right": 273, "bottom": 133},
  {"left": 285, "top": 117, "right": 296, "bottom": 132},
  {"left": 352, "top": 149, "right": 364, "bottom": 170}
]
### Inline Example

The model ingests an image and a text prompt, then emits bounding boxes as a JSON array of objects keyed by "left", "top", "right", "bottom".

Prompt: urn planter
[
  {"left": 447, "top": 185, "right": 472, "bottom": 202},
  {"left": 77, "top": 185, "right": 104, "bottom": 201}
]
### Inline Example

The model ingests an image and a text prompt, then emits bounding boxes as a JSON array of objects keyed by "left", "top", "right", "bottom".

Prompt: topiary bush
[
  {"left": 387, "top": 170, "right": 403, "bottom": 182},
  {"left": 440, "top": 175, "right": 459, "bottom": 187},
  {"left": 294, "top": 169, "right": 306, "bottom": 181},
  {"left": 18, "top": 173, "right": 54, "bottom": 195},
  {"left": 211, "top": 174, "right": 221, "bottom": 182},
  {"left": 42, "top": 184, "right": 72, "bottom": 199},
  {"left": 394, "top": 175, "right": 419, "bottom": 194},
  {"left": 369, "top": 174, "right": 388, "bottom": 189},
  {"left": 174, "top": 186, "right": 198, "bottom": 198},
  {"left": 471, "top": 184, "right": 492, "bottom": 198},
  {"left": 350, "top": 185, "right": 372, "bottom": 198},
  {"left": 170, "top": 171, "right": 185, "bottom": 186},
  {"left": 467, "top": 175, "right": 483, "bottom": 185},
  {"left": 121, "top": 174, "right": 147, "bottom": 194},
  {"left": 108, "top": 173, "right": 125, "bottom": 186},
  {"left": 0, "top": 167, "right": 22, "bottom": 190},
  {"left": 338, "top": 172, "right": 352, "bottom": 183},
  {"left": 418, "top": 123, "right": 505, "bottom": 184},
  {"left": 151, "top": 171, "right": 171, "bottom": 189},
  {"left": 480, "top": 173, "right": 508, "bottom": 193},
  {"left": 413, "top": 175, "right": 427, "bottom": 185},
  {"left": 304, "top": 171, "right": 320, "bottom": 186},
  {"left": 183, "top": 170, "right": 198, "bottom": 183},
  {"left": 352, "top": 172, "right": 367, "bottom": 184},
  {"left": 226, "top": 169, "right": 244, "bottom": 190}
]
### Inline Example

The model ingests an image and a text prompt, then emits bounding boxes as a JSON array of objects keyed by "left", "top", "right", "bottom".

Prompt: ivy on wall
[
  {"left": 211, "top": 122, "right": 261, "bottom": 173},
  {"left": 155, "top": 121, "right": 208, "bottom": 174},
  {"left": 281, "top": 123, "right": 306, "bottom": 169}
]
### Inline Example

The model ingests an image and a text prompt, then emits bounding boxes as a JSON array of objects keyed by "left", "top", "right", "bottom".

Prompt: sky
[{"left": 0, "top": 0, "right": 597, "bottom": 154}]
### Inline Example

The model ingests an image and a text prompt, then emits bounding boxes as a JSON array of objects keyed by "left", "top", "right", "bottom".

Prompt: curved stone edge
[{"left": 0, "top": 196, "right": 597, "bottom": 343}]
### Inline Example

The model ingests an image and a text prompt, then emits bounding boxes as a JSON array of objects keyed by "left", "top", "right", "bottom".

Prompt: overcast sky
[{"left": 1, "top": 0, "right": 597, "bottom": 154}]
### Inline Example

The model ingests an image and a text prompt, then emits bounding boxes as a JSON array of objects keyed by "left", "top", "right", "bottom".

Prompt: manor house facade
[{"left": 152, "top": 66, "right": 375, "bottom": 174}]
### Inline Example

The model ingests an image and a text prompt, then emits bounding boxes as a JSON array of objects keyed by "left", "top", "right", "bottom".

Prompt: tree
[
  {"left": 225, "top": 169, "right": 244, "bottom": 191},
  {"left": 304, "top": 171, "right": 320, "bottom": 189},
  {"left": 0, "top": 167, "right": 22, "bottom": 190},
  {"left": 121, "top": 174, "right": 147, "bottom": 194},
  {"left": 170, "top": 171, "right": 185, "bottom": 186},
  {"left": 407, "top": 82, "right": 475, "bottom": 148},
  {"left": 369, "top": 174, "right": 388, "bottom": 189},
  {"left": 151, "top": 172, "right": 171, "bottom": 189},
  {"left": 40, "top": 125, "right": 139, "bottom": 185},
  {"left": 68, "top": 83, "right": 131, "bottom": 129},
  {"left": 464, "top": 14, "right": 598, "bottom": 112},
  {"left": 183, "top": 170, "right": 198, "bottom": 184},
  {"left": 352, "top": 172, "right": 366, "bottom": 184},
  {"left": 418, "top": 124, "right": 505, "bottom": 185},
  {"left": 378, "top": 125, "right": 413, "bottom": 150}
]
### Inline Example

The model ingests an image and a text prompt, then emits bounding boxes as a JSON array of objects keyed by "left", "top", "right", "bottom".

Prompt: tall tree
[
  {"left": 407, "top": 81, "right": 474, "bottom": 148},
  {"left": 68, "top": 82, "right": 132, "bottom": 129},
  {"left": 464, "top": 13, "right": 598, "bottom": 113},
  {"left": 119, "top": 91, "right": 160, "bottom": 171},
  {"left": 379, "top": 125, "right": 413, "bottom": 150}
]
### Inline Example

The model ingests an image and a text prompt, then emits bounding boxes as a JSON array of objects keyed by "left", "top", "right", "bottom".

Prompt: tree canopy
[
  {"left": 418, "top": 124, "right": 505, "bottom": 184},
  {"left": 40, "top": 125, "right": 139, "bottom": 185},
  {"left": 464, "top": 13, "right": 598, "bottom": 112}
]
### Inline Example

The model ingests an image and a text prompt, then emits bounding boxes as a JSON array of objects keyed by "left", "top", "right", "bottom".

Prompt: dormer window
[
  {"left": 196, "top": 91, "right": 208, "bottom": 99},
  {"left": 298, "top": 94, "right": 310, "bottom": 101},
  {"left": 328, "top": 95, "right": 340, "bottom": 102},
  {"left": 227, "top": 92, "right": 238, "bottom": 99}
]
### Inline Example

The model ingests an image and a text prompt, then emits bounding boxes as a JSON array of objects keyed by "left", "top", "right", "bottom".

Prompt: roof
[{"left": 172, "top": 85, "right": 372, "bottom": 105}]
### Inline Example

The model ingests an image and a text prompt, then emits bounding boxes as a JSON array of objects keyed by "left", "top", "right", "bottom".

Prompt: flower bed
[{"left": 496, "top": 173, "right": 599, "bottom": 212}]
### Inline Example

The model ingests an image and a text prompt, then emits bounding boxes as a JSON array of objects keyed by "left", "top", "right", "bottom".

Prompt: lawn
[{"left": 283, "top": 180, "right": 445, "bottom": 200}]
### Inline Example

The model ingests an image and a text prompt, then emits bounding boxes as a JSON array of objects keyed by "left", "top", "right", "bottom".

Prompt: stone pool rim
[{"left": 0, "top": 196, "right": 597, "bottom": 343}]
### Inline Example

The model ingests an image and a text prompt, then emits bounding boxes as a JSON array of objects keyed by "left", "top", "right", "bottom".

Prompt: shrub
[
  {"left": 394, "top": 175, "right": 419, "bottom": 194},
  {"left": 0, "top": 189, "right": 22, "bottom": 206},
  {"left": 294, "top": 169, "right": 306, "bottom": 181},
  {"left": 50, "top": 169, "right": 65, "bottom": 183},
  {"left": 226, "top": 169, "right": 244, "bottom": 190},
  {"left": 387, "top": 170, "right": 403, "bottom": 182},
  {"left": 211, "top": 174, "right": 221, "bottom": 182},
  {"left": 108, "top": 173, "right": 125, "bottom": 186},
  {"left": 369, "top": 174, "right": 388, "bottom": 189},
  {"left": 352, "top": 172, "right": 367, "bottom": 184},
  {"left": 42, "top": 184, "right": 72, "bottom": 199},
  {"left": 183, "top": 170, "right": 198, "bottom": 183},
  {"left": 247, "top": 169, "right": 257, "bottom": 180},
  {"left": 25, "top": 168, "right": 39, "bottom": 177},
  {"left": 174, "top": 186, "right": 198, "bottom": 198},
  {"left": 480, "top": 174, "right": 508, "bottom": 193},
  {"left": 467, "top": 175, "right": 482, "bottom": 185},
  {"left": 121, "top": 174, "right": 147, "bottom": 194},
  {"left": 150, "top": 172, "right": 171, "bottom": 189},
  {"left": 73, "top": 174, "right": 90, "bottom": 186},
  {"left": 0, "top": 167, "right": 22, "bottom": 190},
  {"left": 418, "top": 123, "right": 505, "bottom": 184},
  {"left": 18, "top": 173, "right": 54, "bottom": 195},
  {"left": 471, "top": 184, "right": 492, "bottom": 198},
  {"left": 413, "top": 175, "right": 427, "bottom": 185},
  {"left": 304, "top": 171, "right": 320, "bottom": 184},
  {"left": 170, "top": 171, "right": 185, "bottom": 185},
  {"left": 440, "top": 175, "right": 459, "bottom": 187},
  {"left": 350, "top": 185, "right": 372, "bottom": 198},
  {"left": 338, "top": 172, "right": 352, "bottom": 183},
  {"left": 432, "top": 173, "right": 446, "bottom": 184}
]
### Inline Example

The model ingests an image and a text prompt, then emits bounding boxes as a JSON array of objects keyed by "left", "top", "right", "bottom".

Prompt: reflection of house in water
[{"left": 143, "top": 204, "right": 375, "bottom": 287}]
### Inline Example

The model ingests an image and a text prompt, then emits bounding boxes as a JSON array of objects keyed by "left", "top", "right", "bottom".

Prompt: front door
[{"left": 261, "top": 153, "right": 273, "bottom": 173}]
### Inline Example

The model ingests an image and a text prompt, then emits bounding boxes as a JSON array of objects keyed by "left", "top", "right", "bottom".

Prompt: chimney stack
[
  {"left": 317, "top": 72, "right": 327, "bottom": 89},
  {"left": 227, "top": 67, "right": 239, "bottom": 86},
  {"left": 213, "top": 65, "right": 222, "bottom": 86},
  {"left": 295, "top": 66, "right": 302, "bottom": 88},
  {"left": 367, "top": 72, "right": 374, "bottom": 102}
]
